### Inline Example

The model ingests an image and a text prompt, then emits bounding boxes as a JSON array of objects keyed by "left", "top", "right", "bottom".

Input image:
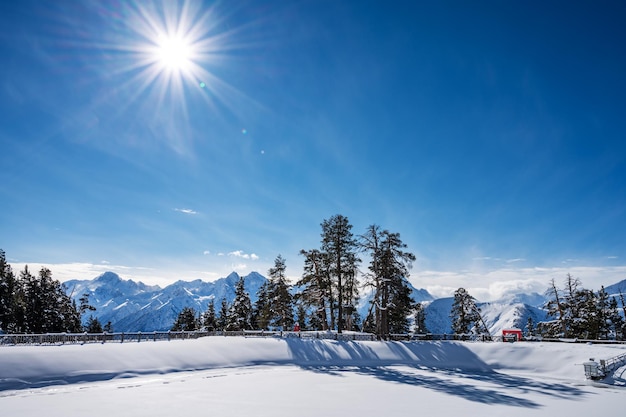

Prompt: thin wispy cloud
[
  {"left": 506, "top": 258, "right": 526, "bottom": 263},
  {"left": 228, "top": 250, "right": 259, "bottom": 260},
  {"left": 174, "top": 208, "right": 198, "bottom": 215}
]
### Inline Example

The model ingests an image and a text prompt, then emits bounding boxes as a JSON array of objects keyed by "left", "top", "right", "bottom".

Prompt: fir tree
[
  {"left": 253, "top": 280, "right": 272, "bottom": 330},
  {"left": 414, "top": 302, "right": 427, "bottom": 334},
  {"left": 295, "top": 303, "right": 307, "bottom": 331},
  {"left": 267, "top": 255, "right": 294, "bottom": 330},
  {"left": 297, "top": 249, "right": 331, "bottom": 330},
  {"left": 0, "top": 250, "right": 19, "bottom": 333},
  {"left": 78, "top": 293, "right": 96, "bottom": 316},
  {"left": 171, "top": 307, "right": 199, "bottom": 331},
  {"left": 544, "top": 278, "right": 567, "bottom": 337},
  {"left": 450, "top": 288, "right": 485, "bottom": 335},
  {"left": 202, "top": 299, "right": 217, "bottom": 331},
  {"left": 226, "top": 276, "right": 252, "bottom": 331},
  {"left": 217, "top": 298, "right": 229, "bottom": 330},
  {"left": 85, "top": 315, "right": 103, "bottom": 333},
  {"left": 607, "top": 297, "right": 624, "bottom": 340},
  {"left": 360, "top": 225, "right": 416, "bottom": 339},
  {"left": 525, "top": 316, "right": 535, "bottom": 338},
  {"left": 320, "top": 214, "right": 359, "bottom": 333}
]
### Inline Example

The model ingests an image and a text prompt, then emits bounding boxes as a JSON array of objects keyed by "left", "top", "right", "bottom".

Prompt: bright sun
[{"left": 155, "top": 35, "right": 193, "bottom": 71}]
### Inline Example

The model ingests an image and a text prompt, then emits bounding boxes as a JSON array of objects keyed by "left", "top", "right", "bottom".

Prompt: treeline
[
  {"left": 448, "top": 275, "right": 626, "bottom": 341},
  {"left": 538, "top": 273, "right": 626, "bottom": 340},
  {"left": 173, "top": 215, "right": 424, "bottom": 340},
  {"left": 0, "top": 249, "right": 107, "bottom": 333}
]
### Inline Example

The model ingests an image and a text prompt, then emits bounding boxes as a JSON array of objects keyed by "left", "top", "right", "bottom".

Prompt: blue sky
[{"left": 1, "top": 1, "right": 625, "bottom": 299}]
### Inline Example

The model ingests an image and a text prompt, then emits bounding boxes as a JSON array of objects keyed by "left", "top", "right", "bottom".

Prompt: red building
[{"left": 502, "top": 328, "right": 523, "bottom": 342}]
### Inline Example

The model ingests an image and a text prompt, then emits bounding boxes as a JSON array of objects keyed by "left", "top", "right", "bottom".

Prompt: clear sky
[{"left": 1, "top": 1, "right": 625, "bottom": 300}]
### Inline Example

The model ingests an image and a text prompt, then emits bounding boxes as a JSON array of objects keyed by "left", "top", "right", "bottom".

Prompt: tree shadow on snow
[{"left": 285, "top": 339, "right": 587, "bottom": 408}]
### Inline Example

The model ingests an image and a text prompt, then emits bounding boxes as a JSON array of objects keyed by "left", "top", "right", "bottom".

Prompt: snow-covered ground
[{"left": 1, "top": 336, "right": 624, "bottom": 416}]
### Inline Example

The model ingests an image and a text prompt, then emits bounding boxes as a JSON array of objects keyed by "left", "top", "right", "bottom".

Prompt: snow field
[{"left": 1, "top": 337, "right": 624, "bottom": 416}]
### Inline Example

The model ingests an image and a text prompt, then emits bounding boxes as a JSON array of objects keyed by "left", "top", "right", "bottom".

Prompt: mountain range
[{"left": 64, "top": 271, "right": 625, "bottom": 335}]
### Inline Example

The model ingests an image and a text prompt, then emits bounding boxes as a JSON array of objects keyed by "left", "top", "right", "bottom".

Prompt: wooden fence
[{"left": 2, "top": 331, "right": 625, "bottom": 346}]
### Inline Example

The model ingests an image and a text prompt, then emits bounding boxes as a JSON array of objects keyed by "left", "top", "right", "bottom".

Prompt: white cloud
[
  {"left": 506, "top": 258, "right": 526, "bottom": 263},
  {"left": 228, "top": 250, "right": 259, "bottom": 260},
  {"left": 413, "top": 265, "right": 626, "bottom": 302},
  {"left": 203, "top": 250, "right": 211, "bottom": 255},
  {"left": 174, "top": 208, "right": 198, "bottom": 215},
  {"left": 231, "top": 263, "right": 247, "bottom": 271}
]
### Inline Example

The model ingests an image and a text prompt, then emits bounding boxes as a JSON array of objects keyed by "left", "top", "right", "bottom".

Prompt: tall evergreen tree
[
  {"left": 171, "top": 307, "right": 199, "bottom": 331},
  {"left": 607, "top": 297, "right": 624, "bottom": 340},
  {"left": 295, "top": 303, "right": 307, "bottom": 331},
  {"left": 19, "top": 267, "right": 81, "bottom": 333},
  {"left": 563, "top": 273, "right": 583, "bottom": 337},
  {"left": 78, "top": 293, "right": 96, "bottom": 316},
  {"left": 267, "top": 255, "right": 294, "bottom": 330},
  {"left": 103, "top": 321, "right": 113, "bottom": 333},
  {"left": 320, "top": 214, "right": 359, "bottom": 333},
  {"left": 253, "top": 280, "right": 272, "bottom": 330},
  {"left": 226, "top": 276, "right": 253, "bottom": 331},
  {"left": 525, "top": 316, "right": 535, "bottom": 338},
  {"left": 297, "top": 249, "right": 331, "bottom": 330},
  {"left": 360, "top": 225, "right": 416, "bottom": 339},
  {"left": 85, "top": 315, "right": 103, "bottom": 333},
  {"left": 217, "top": 298, "right": 229, "bottom": 331},
  {"left": 0, "top": 249, "right": 18, "bottom": 332},
  {"left": 203, "top": 299, "right": 217, "bottom": 331},
  {"left": 414, "top": 302, "right": 427, "bottom": 334},
  {"left": 544, "top": 278, "right": 567, "bottom": 337},
  {"left": 450, "top": 288, "right": 486, "bottom": 335}
]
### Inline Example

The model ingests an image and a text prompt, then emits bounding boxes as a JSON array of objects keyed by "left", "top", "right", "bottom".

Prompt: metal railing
[
  {"left": 0, "top": 330, "right": 378, "bottom": 346},
  {"left": 2, "top": 330, "right": 625, "bottom": 346}
]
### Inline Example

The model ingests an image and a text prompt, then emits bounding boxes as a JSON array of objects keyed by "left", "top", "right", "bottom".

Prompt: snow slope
[{"left": 1, "top": 337, "right": 624, "bottom": 416}]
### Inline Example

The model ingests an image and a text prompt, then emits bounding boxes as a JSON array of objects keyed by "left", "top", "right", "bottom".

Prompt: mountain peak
[
  {"left": 95, "top": 271, "right": 121, "bottom": 284},
  {"left": 226, "top": 271, "right": 240, "bottom": 281}
]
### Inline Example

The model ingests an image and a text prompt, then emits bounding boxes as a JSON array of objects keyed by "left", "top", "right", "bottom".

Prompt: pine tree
[
  {"left": 525, "top": 316, "right": 535, "bottom": 338},
  {"left": 544, "top": 278, "right": 567, "bottom": 337},
  {"left": 103, "top": 321, "right": 113, "bottom": 333},
  {"left": 85, "top": 315, "right": 103, "bottom": 333},
  {"left": 295, "top": 303, "right": 307, "bottom": 331},
  {"left": 226, "top": 276, "right": 252, "bottom": 331},
  {"left": 595, "top": 286, "right": 611, "bottom": 339},
  {"left": 450, "top": 288, "right": 485, "bottom": 335},
  {"left": 320, "top": 214, "right": 359, "bottom": 333},
  {"left": 267, "top": 255, "right": 294, "bottom": 330},
  {"left": 18, "top": 266, "right": 81, "bottom": 333},
  {"left": 78, "top": 293, "right": 96, "bottom": 316},
  {"left": 414, "top": 302, "right": 427, "bottom": 334},
  {"left": 0, "top": 250, "right": 18, "bottom": 333},
  {"left": 360, "top": 225, "right": 416, "bottom": 339},
  {"left": 202, "top": 299, "right": 217, "bottom": 331},
  {"left": 297, "top": 249, "right": 331, "bottom": 330},
  {"left": 562, "top": 273, "right": 582, "bottom": 337},
  {"left": 607, "top": 297, "right": 624, "bottom": 340},
  {"left": 171, "top": 307, "right": 199, "bottom": 331},
  {"left": 217, "top": 298, "right": 229, "bottom": 330},
  {"left": 253, "top": 280, "right": 272, "bottom": 330}
]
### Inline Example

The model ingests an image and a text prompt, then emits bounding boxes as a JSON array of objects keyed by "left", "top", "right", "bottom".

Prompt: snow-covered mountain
[
  {"left": 65, "top": 271, "right": 623, "bottom": 335},
  {"left": 423, "top": 293, "right": 550, "bottom": 336},
  {"left": 605, "top": 278, "right": 626, "bottom": 297},
  {"left": 65, "top": 271, "right": 267, "bottom": 332}
]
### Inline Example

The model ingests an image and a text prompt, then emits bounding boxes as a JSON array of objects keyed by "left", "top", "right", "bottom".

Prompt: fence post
[{"left": 138, "top": 331, "right": 142, "bottom": 342}]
